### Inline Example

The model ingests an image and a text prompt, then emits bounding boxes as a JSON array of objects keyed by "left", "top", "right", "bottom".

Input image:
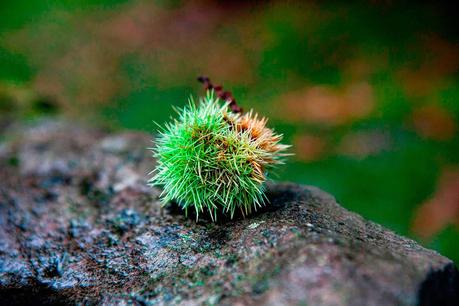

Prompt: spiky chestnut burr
[{"left": 149, "top": 78, "right": 289, "bottom": 221}]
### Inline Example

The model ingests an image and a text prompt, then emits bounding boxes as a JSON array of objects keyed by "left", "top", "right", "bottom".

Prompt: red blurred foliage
[
  {"left": 412, "top": 167, "right": 459, "bottom": 239},
  {"left": 293, "top": 133, "right": 327, "bottom": 162},
  {"left": 398, "top": 35, "right": 459, "bottom": 97},
  {"left": 273, "top": 82, "right": 374, "bottom": 126},
  {"left": 410, "top": 105, "right": 456, "bottom": 141},
  {"left": 6, "top": 1, "right": 256, "bottom": 114}
]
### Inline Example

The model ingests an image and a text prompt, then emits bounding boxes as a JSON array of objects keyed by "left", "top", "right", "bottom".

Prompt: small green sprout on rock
[{"left": 149, "top": 77, "right": 289, "bottom": 221}]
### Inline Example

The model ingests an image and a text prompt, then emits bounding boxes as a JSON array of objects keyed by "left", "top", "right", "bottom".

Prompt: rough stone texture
[{"left": 0, "top": 119, "right": 457, "bottom": 306}]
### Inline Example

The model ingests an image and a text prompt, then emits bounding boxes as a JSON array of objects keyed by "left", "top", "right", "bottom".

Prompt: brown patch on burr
[
  {"left": 198, "top": 76, "right": 288, "bottom": 183},
  {"left": 223, "top": 109, "right": 289, "bottom": 183}
]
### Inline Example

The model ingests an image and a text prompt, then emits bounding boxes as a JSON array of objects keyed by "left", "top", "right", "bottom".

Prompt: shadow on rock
[{"left": 165, "top": 183, "right": 306, "bottom": 224}]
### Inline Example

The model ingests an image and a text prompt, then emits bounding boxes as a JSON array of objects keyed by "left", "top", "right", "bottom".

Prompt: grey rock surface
[{"left": 0, "top": 120, "right": 457, "bottom": 306}]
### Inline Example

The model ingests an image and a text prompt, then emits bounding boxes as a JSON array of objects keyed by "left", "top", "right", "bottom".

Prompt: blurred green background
[{"left": 1, "top": 0, "right": 458, "bottom": 263}]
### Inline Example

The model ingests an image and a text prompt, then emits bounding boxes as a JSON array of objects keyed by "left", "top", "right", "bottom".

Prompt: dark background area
[{"left": 0, "top": 0, "right": 458, "bottom": 263}]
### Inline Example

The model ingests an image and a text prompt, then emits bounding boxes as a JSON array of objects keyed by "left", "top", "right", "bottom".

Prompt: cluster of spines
[{"left": 150, "top": 82, "right": 288, "bottom": 221}]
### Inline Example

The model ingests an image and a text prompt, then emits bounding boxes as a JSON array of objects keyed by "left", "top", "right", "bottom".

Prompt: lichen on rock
[{"left": 0, "top": 120, "right": 457, "bottom": 306}]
